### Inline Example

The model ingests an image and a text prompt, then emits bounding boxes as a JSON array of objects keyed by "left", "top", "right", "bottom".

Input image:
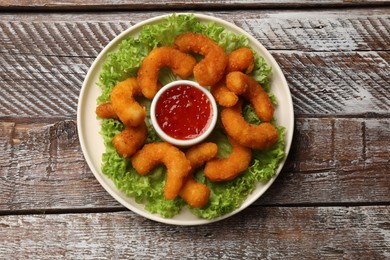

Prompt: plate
[{"left": 77, "top": 13, "right": 294, "bottom": 225}]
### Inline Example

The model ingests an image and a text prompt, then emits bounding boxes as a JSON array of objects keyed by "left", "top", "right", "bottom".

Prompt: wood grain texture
[
  {"left": 0, "top": 0, "right": 389, "bottom": 11},
  {"left": 274, "top": 51, "right": 390, "bottom": 116},
  {"left": 0, "top": 206, "right": 389, "bottom": 258},
  {"left": 0, "top": 121, "right": 121, "bottom": 212},
  {"left": 0, "top": 10, "right": 389, "bottom": 119},
  {"left": 260, "top": 117, "right": 390, "bottom": 205},
  {"left": 0, "top": 117, "right": 388, "bottom": 212},
  {"left": 1, "top": 9, "right": 389, "bottom": 52},
  {"left": 0, "top": 5, "right": 389, "bottom": 258}
]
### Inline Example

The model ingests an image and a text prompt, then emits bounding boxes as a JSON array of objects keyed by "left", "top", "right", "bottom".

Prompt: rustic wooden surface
[{"left": 0, "top": 1, "right": 389, "bottom": 258}]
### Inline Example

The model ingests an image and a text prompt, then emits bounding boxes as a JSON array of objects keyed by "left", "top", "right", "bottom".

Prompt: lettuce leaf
[{"left": 97, "top": 13, "right": 284, "bottom": 219}]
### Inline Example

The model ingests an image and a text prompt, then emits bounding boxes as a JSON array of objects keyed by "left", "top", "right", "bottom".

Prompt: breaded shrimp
[
  {"left": 185, "top": 142, "right": 218, "bottom": 170},
  {"left": 96, "top": 102, "right": 118, "bottom": 119},
  {"left": 225, "top": 72, "right": 248, "bottom": 95},
  {"left": 179, "top": 142, "right": 218, "bottom": 208},
  {"left": 204, "top": 137, "right": 252, "bottom": 182},
  {"left": 179, "top": 178, "right": 210, "bottom": 208},
  {"left": 221, "top": 101, "right": 278, "bottom": 150},
  {"left": 227, "top": 47, "right": 255, "bottom": 74},
  {"left": 110, "top": 77, "right": 146, "bottom": 127},
  {"left": 173, "top": 32, "right": 228, "bottom": 87},
  {"left": 137, "top": 46, "right": 197, "bottom": 99},
  {"left": 112, "top": 122, "right": 147, "bottom": 158},
  {"left": 210, "top": 80, "right": 239, "bottom": 107},
  {"left": 131, "top": 142, "right": 192, "bottom": 200},
  {"left": 226, "top": 71, "right": 274, "bottom": 122}
]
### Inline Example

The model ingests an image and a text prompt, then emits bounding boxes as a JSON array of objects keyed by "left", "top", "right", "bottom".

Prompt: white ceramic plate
[{"left": 77, "top": 13, "right": 294, "bottom": 225}]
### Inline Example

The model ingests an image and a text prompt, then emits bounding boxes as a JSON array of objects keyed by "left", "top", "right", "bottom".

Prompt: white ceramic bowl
[
  {"left": 77, "top": 13, "right": 294, "bottom": 226},
  {"left": 150, "top": 80, "right": 218, "bottom": 147}
]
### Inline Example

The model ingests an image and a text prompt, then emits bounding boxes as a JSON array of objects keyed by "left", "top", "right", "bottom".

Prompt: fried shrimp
[
  {"left": 112, "top": 122, "right": 147, "bottom": 158},
  {"left": 179, "top": 142, "right": 218, "bottom": 208},
  {"left": 137, "top": 46, "right": 197, "bottom": 99},
  {"left": 179, "top": 178, "right": 210, "bottom": 208},
  {"left": 226, "top": 47, "right": 255, "bottom": 74},
  {"left": 96, "top": 102, "right": 118, "bottom": 119},
  {"left": 225, "top": 72, "right": 248, "bottom": 95},
  {"left": 226, "top": 71, "right": 274, "bottom": 122},
  {"left": 210, "top": 80, "right": 239, "bottom": 107},
  {"left": 221, "top": 101, "right": 278, "bottom": 149},
  {"left": 110, "top": 77, "right": 146, "bottom": 127},
  {"left": 173, "top": 32, "right": 228, "bottom": 87},
  {"left": 131, "top": 142, "right": 192, "bottom": 200},
  {"left": 204, "top": 137, "right": 252, "bottom": 182},
  {"left": 185, "top": 142, "right": 218, "bottom": 170}
]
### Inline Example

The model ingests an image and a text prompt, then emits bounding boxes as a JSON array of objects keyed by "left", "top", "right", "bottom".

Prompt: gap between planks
[{"left": 2, "top": 202, "right": 390, "bottom": 217}]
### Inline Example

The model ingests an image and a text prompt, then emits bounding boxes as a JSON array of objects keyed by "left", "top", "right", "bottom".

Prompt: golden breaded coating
[
  {"left": 221, "top": 101, "right": 278, "bottom": 150},
  {"left": 96, "top": 102, "right": 118, "bottom": 119},
  {"left": 204, "top": 137, "right": 252, "bottom": 182},
  {"left": 179, "top": 178, "right": 211, "bottom": 208},
  {"left": 185, "top": 142, "right": 218, "bottom": 170},
  {"left": 173, "top": 32, "right": 228, "bottom": 87},
  {"left": 131, "top": 142, "right": 192, "bottom": 200},
  {"left": 112, "top": 122, "right": 147, "bottom": 158},
  {"left": 226, "top": 71, "right": 274, "bottom": 122},
  {"left": 110, "top": 77, "right": 146, "bottom": 127},
  {"left": 179, "top": 142, "right": 218, "bottom": 208},
  {"left": 137, "top": 46, "right": 197, "bottom": 99},
  {"left": 227, "top": 47, "right": 255, "bottom": 74},
  {"left": 210, "top": 80, "right": 239, "bottom": 107},
  {"left": 225, "top": 71, "right": 248, "bottom": 95}
]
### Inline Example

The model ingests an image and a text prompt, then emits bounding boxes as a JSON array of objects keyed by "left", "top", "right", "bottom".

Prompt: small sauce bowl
[{"left": 150, "top": 80, "right": 218, "bottom": 147}]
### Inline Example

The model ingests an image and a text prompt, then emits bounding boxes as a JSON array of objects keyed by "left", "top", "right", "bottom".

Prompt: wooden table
[{"left": 1, "top": 1, "right": 389, "bottom": 258}]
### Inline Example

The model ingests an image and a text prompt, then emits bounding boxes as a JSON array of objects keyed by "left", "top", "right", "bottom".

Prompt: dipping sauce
[{"left": 155, "top": 84, "right": 213, "bottom": 140}]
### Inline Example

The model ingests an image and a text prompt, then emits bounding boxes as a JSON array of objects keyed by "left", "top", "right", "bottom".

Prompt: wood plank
[
  {"left": 3, "top": 9, "right": 385, "bottom": 23},
  {"left": 1, "top": 9, "right": 389, "bottom": 52},
  {"left": 0, "top": 53, "right": 92, "bottom": 119},
  {"left": 236, "top": 12, "right": 390, "bottom": 52},
  {"left": 273, "top": 51, "right": 390, "bottom": 116},
  {"left": 0, "top": 206, "right": 389, "bottom": 258},
  {"left": 0, "top": 118, "right": 389, "bottom": 211},
  {"left": 0, "top": 121, "right": 121, "bottom": 211},
  {"left": 0, "top": 0, "right": 388, "bottom": 11},
  {"left": 0, "top": 11, "right": 389, "bottom": 118},
  {"left": 259, "top": 117, "right": 390, "bottom": 205}
]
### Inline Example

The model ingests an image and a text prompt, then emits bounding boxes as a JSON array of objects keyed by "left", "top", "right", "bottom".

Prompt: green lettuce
[{"left": 97, "top": 13, "right": 285, "bottom": 219}]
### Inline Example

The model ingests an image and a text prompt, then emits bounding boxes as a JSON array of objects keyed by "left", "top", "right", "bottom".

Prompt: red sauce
[{"left": 155, "top": 84, "right": 213, "bottom": 140}]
